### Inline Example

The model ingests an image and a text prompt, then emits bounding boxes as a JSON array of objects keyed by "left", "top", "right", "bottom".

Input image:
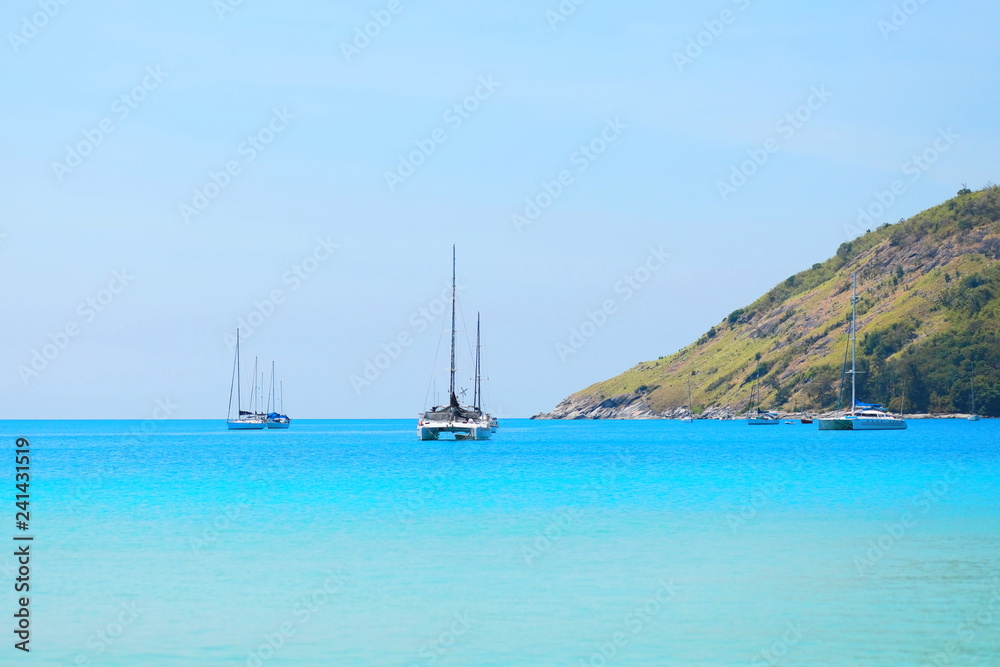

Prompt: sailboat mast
[
  {"left": 236, "top": 329, "right": 242, "bottom": 414},
  {"left": 474, "top": 313, "right": 481, "bottom": 410},
  {"left": 850, "top": 273, "right": 857, "bottom": 412},
  {"left": 269, "top": 361, "right": 275, "bottom": 413},
  {"left": 449, "top": 244, "right": 457, "bottom": 401}
]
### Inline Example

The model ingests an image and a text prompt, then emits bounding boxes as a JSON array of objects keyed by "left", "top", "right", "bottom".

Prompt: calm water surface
[{"left": 2, "top": 418, "right": 998, "bottom": 665}]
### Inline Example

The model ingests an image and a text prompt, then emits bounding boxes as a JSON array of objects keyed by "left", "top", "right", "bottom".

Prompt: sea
[{"left": 1, "top": 418, "right": 998, "bottom": 666}]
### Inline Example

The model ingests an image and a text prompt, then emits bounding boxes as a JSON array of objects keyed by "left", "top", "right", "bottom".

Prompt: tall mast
[
  {"left": 474, "top": 313, "right": 481, "bottom": 411},
  {"left": 850, "top": 273, "right": 857, "bottom": 412},
  {"left": 449, "top": 244, "right": 457, "bottom": 404},
  {"left": 236, "top": 329, "right": 242, "bottom": 414},
  {"left": 250, "top": 357, "right": 258, "bottom": 412},
  {"left": 269, "top": 361, "right": 275, "bottom": 413}
]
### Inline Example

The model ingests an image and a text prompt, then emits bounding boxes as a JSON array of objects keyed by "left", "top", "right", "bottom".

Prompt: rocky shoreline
[{"left": 531, "top": 391, "right": 983, "bottom": 420}]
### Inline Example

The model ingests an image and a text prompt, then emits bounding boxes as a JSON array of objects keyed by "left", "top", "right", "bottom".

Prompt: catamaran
[
  {"left": 818, "top": 273, "right": 906, "bottom": 431},
  {"left": 418, "top": 246, "right": 493, "bottom": 441},
  {"left": 227, "top": 329, "right": 266, "bottom": 430}
]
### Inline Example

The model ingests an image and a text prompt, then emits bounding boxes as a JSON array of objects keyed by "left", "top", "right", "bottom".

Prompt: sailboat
[
  {"left": 680, "top": 372, "right": 694, "bottom": 423},
  {"left": 968, "top": 375, "right": 980, "bottom": 421},
  {"left": 227, "top": 329, "right": 266, "bottom": 430},
  {"left": 818, "top": 273, "right": 906, "bottom": 431},
  {"left": 266, "top": 361, "right": 291, "bottom": 429},
  {"left": 473, "top": 315, "right": 498, "bottom": 433},
  {"left": 418, "top": 246, "right": 493, "bottom": 441},
  {"left": 747, "top": 361, "right": 779, "bottom": 425}
]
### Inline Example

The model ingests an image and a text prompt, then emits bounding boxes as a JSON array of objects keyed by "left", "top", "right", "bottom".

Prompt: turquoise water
[{"left": 2, "top": 418, "right": 999, "bottom": 665}]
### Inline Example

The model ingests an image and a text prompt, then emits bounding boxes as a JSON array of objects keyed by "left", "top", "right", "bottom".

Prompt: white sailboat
[
  {"left": 418, "top": 246, "right": 493, "bottom": 441},
  {"left": 746, "top": 361, "right": 779, "bottom": 425},
  {"left": 680, "top": 372, "right": 694, "bottom": 423},
  {"left": 818, "top": 273, "right": 906, "bottom": 431},
  {"left": 266, "top": 361, "right": 291, "bottom": 429},
  {"left": 227, "top": 329, "right": 266, "bottom": 430},
  {"left": 969, "top": 374, "right": 980, "bottom": 421}
]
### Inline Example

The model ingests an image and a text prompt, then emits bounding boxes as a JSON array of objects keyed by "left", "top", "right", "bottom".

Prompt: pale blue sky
[{"left": 2, "top": 0, "right": 997, "bottom": 418}]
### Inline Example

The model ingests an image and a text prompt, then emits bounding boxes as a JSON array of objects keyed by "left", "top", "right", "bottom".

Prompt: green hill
[{"left": 537, "top": 186, "right": 1000, "bottom": 419}]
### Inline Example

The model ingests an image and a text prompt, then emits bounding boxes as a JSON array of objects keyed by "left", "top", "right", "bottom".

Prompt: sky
[{"left": 2, "top": 0, "right": 997, "bottom": 419}]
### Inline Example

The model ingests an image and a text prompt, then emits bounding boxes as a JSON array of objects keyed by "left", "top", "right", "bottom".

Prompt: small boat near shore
[
  {"left": 746, "top": 361, "right": 779, "bottom": 425},
  {"left": 818, "top": 274, "right": 906, "bottom": 431}
]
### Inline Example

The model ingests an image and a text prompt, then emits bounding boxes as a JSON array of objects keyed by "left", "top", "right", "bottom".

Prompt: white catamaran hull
[
  {"left": 418, "top": 421, "right": 491, "bottom": 441},
  {"left": 747, "top": 418, "right": 780, "bottom": 425},
  {"left": 818, "top": 417, "right": 906, "bottom": 431}
]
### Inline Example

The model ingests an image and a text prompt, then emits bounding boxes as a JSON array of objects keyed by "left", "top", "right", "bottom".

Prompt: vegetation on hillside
[{"left": 560, "top": 185, "right": 1000, "bottom": 417}]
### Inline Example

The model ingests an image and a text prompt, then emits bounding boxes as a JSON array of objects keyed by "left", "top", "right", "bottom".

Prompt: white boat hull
[
  {"left": 227, "top": 420, "right": 266, "bottom": 430},
  {"left": 418, "top": 421, "right": 491, "bottom": 441},
  {"left": 818, "top": 417, "right": 906, "bottom": 430},
  {"left": 968, "top": 415, "right": 981, "bottom": 422},
  {"left": 747, "top": 418, "right": 780, "bottom": 425},
  {"left": 266, "top": 421, "right": 291, "bottom": 429}
]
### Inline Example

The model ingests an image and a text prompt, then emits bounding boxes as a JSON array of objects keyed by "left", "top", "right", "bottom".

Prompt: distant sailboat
[
  {"left": 266, "top": 361, "right": 291, "bottom": 429},
  {"left": 747, "top": 361, "right": 779, "bottom": 425},
  {"left": 969, "top": 374, "right": 980, "bottom": 421},
  {"left": 680, "top": 373, "right": 694, "bottom": 423},
  {"left": 418, "top": 246, "right": 493, "bottom": 441},
  {"left": 227, "top": 329, "right": 266, "bottom": 430},
  {"left": 472, "top": 315, "right": 498, "bottom": 433},
  {"left": 818, "top": 273, "right": 906, "bottom": 431}
]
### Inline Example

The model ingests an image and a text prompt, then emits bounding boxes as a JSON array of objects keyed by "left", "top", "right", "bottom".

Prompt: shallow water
[{"left": 2, "top": 418, "right": 998, "bottom": 665}]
